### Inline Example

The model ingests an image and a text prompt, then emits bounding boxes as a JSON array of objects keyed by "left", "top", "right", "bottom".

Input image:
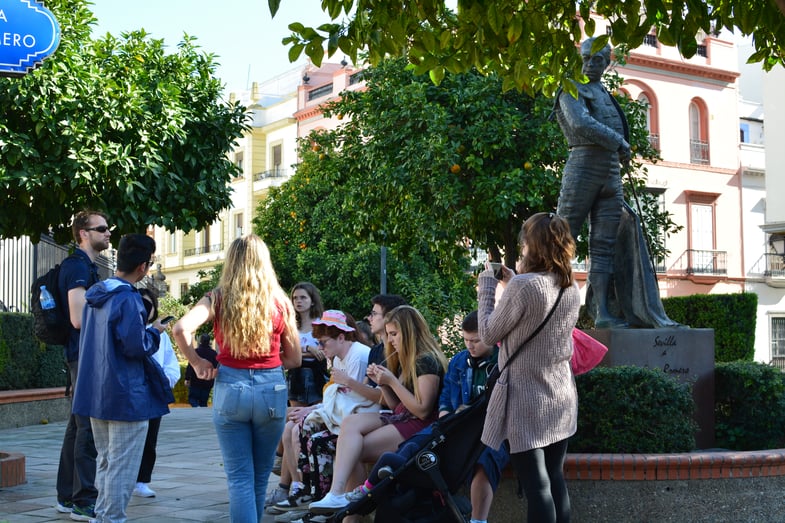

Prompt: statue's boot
[{"left": 590, "top": 272, "right": 628, "bottom": 329}]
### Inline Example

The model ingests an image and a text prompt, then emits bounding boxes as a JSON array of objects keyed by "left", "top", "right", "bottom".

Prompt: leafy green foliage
[
  {"left": 663, "top": 293, "right": 758, "bottom": 362},
  {"left": 320, "top": 59, "right": 567, "bottom": 269},
  {"left": 177, "top": 266, "right": 222, "bottom": 339},
  {"left": 181, "top": 265, "right": 222, "bottom": 307},
  {"left": 0, "top": 0, "right": 248, "bottom": 242},
  {"left": 714, "top": 362, "right": 785, "bottom": 450},
  {"left": 256, "top": 58, "right": 568, "bottom": 324},
  {"left": 0, "top": 313, "right": 66, "bottom": 390},
  {"left": 254, "top": 133, "right": 473, "bottom": 327},
  {"left": 277, "top": 0, "right": 785, "bottom": 95},
  {"left": 159, "top": 295, "right": 191, "bottom": 325},
  {"left": 255, "top": 58, "right": 677, "bottom": 328},
  {"left": 171, "top": 363, "right": 189, "bottom": 404},
  {"left": 571, "top": 366, "right": 697, "bottom": 453}
]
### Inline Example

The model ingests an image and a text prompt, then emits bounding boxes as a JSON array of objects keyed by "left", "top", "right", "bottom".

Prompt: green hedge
[
  {"left": 714, "top": 361, "right": 785, "bottom": 450},
  {"left": 570, "top": 366, "right": 697, "bottom": 453},
  {"left": 173, "top": 363, "right": 189, "bottom": 404},
  {"left": 0, "top": 313, "right": 67, "bottom": 390},
  {"left": 663, "top": 293, "right": 757, "bottom": 362},
  {"left": 0, "top": 313, "right": 190, "bottom": 396},
  {"left": 577, "top": 292, "right": 757, "bottom": 362}
]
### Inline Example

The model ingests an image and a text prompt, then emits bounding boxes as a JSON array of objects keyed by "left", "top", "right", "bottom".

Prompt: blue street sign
[{"left": 0, "top": 0, "right": 61, "bottom": 76}]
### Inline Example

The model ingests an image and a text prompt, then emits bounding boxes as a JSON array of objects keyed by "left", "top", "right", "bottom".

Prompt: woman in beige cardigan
[{"left": 478, "top": 212, "right": 580, "bottom": 523}]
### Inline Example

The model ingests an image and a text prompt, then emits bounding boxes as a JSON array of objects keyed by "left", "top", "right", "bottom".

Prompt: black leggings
[{"left": 510, "top": 438, "right": 570, "bottom": 523}]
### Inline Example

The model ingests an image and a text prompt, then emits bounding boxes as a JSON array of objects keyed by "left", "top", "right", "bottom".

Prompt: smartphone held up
[{"left": 489, "top": 262, "right": 504, "bottom": 280}]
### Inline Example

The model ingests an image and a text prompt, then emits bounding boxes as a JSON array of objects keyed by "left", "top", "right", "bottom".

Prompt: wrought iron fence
[
  {"left": 1, "top": 235, "right": 113, "bottom": 313},
  {"left": 686, "top": 249, "right": 727, "bottom": 276},
  {"left": 689, "top": 140, "right": 710, "bottom": 164}
]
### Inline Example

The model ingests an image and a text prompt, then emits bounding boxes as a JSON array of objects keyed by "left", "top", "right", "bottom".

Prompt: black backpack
[{"left": 30, "top": 255, "right": 78, "bottom": 345}]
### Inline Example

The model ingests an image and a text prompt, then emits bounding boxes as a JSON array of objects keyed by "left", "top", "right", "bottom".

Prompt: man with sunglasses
[{"left": 55, "top": 211, "right": 111, "bottom": 521}]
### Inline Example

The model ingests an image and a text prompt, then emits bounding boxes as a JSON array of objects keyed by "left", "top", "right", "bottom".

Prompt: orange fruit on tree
[{"left": 450, "top": 164, "right": 461, "bottom": 174}]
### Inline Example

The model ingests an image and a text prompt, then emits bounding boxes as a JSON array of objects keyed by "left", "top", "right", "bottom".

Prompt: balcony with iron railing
[
  {"left": 253, "top": 167, "right": 289, "bottom": 182},
  {"left": 307, "top": 83, "right": 334, "bottom": 101},
  {"left": 764, "top": 253, "right": 785, "bottom": 277},
  {"left": 349, "top": 70, "right": 365, "bottom": 86},
  {"left": 686, "top": 249, "right": 727, "bottom": 276},
  {"left": 745, "top": 252, "right": 785, "bottom": 288},
  {"left": 571, "top": 256, "right": 665, "bottom": 274},
  {"left": 690, "top": 140, "right": 710, "bottom": 165},
  {"left": 184, "top": 243, "right": 224, "bottom": 257},
  {"left": 764, "top": 253, "right": 785, "bottom": 288},
  {"left": 648, "top": 133, "right": 660, "bottom": 151}
]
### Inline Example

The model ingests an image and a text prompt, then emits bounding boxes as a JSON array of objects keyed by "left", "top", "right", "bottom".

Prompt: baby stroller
[{"left": 328, "top": 392, "right": 490, "bottom": 523}]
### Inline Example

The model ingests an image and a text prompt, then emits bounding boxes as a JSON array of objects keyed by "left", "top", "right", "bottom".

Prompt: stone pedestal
[{"left": 586, "top": 328, "right": 715, "bottom": 449}]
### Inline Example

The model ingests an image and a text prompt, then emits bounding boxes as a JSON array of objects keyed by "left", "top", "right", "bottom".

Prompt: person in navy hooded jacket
[{"left": 72, "top": 233, "right": 172, "bottom": 523}]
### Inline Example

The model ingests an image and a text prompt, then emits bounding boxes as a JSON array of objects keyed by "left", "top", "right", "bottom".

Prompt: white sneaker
[
  {"left": 132, "top": 482, "right": 156, "bottom": 498},
  {"left": 308, "top": 491, "right": 349, "bottom": 514},
  {"left": 55, "top": 501, "right": 73, "bottom": 513}
]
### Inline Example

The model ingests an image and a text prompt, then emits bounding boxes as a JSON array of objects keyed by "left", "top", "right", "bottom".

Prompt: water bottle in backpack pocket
[{"left": 31, "top": 264, "right": 70, "bottom": 345}]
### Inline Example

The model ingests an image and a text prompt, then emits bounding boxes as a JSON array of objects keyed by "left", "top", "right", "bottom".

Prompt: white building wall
[
  {"left": 613, "top": 28, "right": 744, "bottom": 296},
  {"left": 763, "top": 65, "right": 785, "bottom": 228},
  {"left": 736, "top": 33, "right": 785, "bottom": 362}
]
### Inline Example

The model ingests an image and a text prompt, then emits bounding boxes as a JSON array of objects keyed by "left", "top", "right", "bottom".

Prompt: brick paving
[{"left": 0, "top": 407, "right": 279, "bottom": 523}]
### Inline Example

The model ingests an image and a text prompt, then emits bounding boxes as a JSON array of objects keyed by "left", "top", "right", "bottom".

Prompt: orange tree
[
  {"left": 274, "top": 0, "right": 785, "bottom": 96},
  {"left": 254, "top": 58, "right": 674, "bottom": 325},
  {"left": 0, "top": 0, "right": 247, "bottom": 242},
  {"left": 253, "top": 129, "right": 474, "bottom": 328}
]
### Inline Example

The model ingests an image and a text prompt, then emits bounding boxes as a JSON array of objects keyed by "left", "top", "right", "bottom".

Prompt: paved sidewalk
[{"left": 0, "top": 407, "right": 279, "bottom": 523}]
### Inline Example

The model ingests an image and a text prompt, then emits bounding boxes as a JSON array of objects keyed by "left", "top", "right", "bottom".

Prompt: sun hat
[{"left": 312, "top": 310, "right": 355, "bottom": 332}]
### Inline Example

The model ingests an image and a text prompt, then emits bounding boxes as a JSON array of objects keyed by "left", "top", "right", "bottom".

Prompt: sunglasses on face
[{"left": 84, "top": 226, "right": 111, "bottom": 233}]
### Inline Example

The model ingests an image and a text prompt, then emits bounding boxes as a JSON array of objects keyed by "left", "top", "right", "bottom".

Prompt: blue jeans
[{"left": 213, "top": 365, "right": 287, "bottom": 523}]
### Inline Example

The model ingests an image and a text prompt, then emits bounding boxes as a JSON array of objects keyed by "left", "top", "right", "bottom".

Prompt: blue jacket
[
  {"left": 438, "top": 348, "right": 498, "bottom": 414},
  {"left": 431, "top": 347, "right": 509, "bottom": 488},
  {"left": 72, "top": 277, "right": 171, "bottom": 421}
]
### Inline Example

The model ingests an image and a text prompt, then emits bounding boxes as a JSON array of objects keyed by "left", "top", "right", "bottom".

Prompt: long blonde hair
[
  {"left": 383, "top": 306, "right": 447, "bottom": 402},
  {"left": 214, "top": 235, "right": 295, "bottom": 358}
]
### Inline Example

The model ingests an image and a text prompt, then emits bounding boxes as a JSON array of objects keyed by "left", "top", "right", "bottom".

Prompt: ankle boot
[{"left": 589, "top": 272, "right": 628, "bottom": 328}]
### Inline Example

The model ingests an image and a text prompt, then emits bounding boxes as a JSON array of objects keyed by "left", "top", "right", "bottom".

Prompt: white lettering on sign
[
  {"left": 0, "top": 10, "right": 7, "bottom": 23},
  {"left": 1, "top": 32, "right": 35, "bottom": 48}
]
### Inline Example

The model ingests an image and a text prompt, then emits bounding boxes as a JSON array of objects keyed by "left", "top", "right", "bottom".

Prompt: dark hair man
[{"left": 72, "top": 234, "right": 172, "bottom": 523}]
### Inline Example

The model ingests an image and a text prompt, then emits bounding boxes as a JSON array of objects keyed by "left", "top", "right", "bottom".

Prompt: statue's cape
[{"left": 586, "top": 202, "right": 682, "bottom": 328}]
